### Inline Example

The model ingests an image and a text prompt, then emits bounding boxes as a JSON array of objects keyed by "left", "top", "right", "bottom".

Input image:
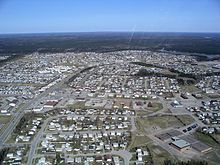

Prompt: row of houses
[
  {"left": 196, "top": 76, "right": 220, "bottom": 94},
  {"left": 37, "top": 155, "right": 121, "bottom": 165},
  {"left": 15, "top": 117, "right": 43, "bottom": 143},
  {"left": 40, "top": 131, "right": 131, "bottom": 154},
  {"left": 2, "top": 146, "right": 28, "bottom": 164},
  {"left": 70, "top": 63, "right": 180, "bottom": 100},
  {"left": 47, "top": 115, "right": 130, "bottom": 132}
]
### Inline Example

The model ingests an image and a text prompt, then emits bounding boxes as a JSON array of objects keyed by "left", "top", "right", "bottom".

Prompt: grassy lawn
[
  {"left": 61, "top": 62, "right": 74, "bottom": 66},
  {"left": 0, "top": 115, "right": 12, "bottom": 133},
  {"left": 202, "top": 92, "right": 220, "bottom": 99},
  {"left": 14, "top": 103, "right": 25, "bottom": 113},
  {"left": 181, "top": 84, "right": 198, "bottom": 93},
  {"left": 175, "top": 115, "right": 195, "bottom": 126},
  {"left": 194, "top": 131, "right": 220, "bottom": 149},
  {"left": 148, "top": 143, "right": 177, "bottom": 165},
  {"left": 128, "top": 134, "right": 152, "bottom": 149},
  {"left": 5, "top": 134, "right": 17, "bottom": 143},
  {"left": 136, "top": 110, "right": 152, "bottom": 116},
  {"left": 204, "top": 149, "right": 220, "bottom": 165},
  {"left": 146, "top": 102, "right": 163, "bottom": 111},
  {"left": 135, "top": 118, "right": 145, "bottom": 133},
  {"left": 136, "top": 115, "right": 184, "bottom": 130},
  {"left": 0, "top": 115, "right": 11, "bottom": 124},
  {"left": 67, "top": 101, "right": 85, "bottom": 109},
  {"left": 136, "top": 102, "right": 163, "bottom": 116},
  {"left": 162, "top": 69, "right": 178, "bottom": 76},
  {"left": 212, "top": 134, "right": 220, "bottom": 143}
]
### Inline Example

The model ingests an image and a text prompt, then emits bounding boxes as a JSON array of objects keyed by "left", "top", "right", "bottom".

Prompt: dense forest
[{"left": 0, "top": 32, "right": 220, "bottom": 56}]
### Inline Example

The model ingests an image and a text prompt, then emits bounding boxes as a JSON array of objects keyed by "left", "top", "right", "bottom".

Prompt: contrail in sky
[{"left": 129, "top": 25, "right": 136, "bottom": 44}]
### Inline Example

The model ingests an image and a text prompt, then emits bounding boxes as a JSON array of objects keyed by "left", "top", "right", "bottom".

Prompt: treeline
[
  {"left": 135, "top": 68, "right": 196, "bottom": 85},
  {"left": 134, "top": 63, "right": 220, "bottom": 86},
  {"left": 164, "top": 160, "right": 208, "bottom": 165},
  {"left": 133, "top": 61, "right": 220, "bottom": 82},
  {"left": 132, "top": 62, "right": 198, "bottom": 81},
  {"left": 135, "top": 69, "right": 176, "bottom": 78},
  {"left": 130, "top": 61, "right": 165, "bottom": 69},
  {"left": 1, "top": 32, "right": 220, "bottom": 55},
  {"left": 0, "top": 54, "right": 26, "bottom": 66},
  {"left": 196, "top": 129, "right": 220, "bottom": 145},
  {"left": 0, "top": 148, "right": 9, "bottom": 165},
  {"left": 169, "top": 68, "right": 220, "bottom": 80},
  {"left": 67, "top": 66, "right": 96, "bottom": 84},
  {"left": 14, "top": 113, "right": 35, "bottom": 134}
]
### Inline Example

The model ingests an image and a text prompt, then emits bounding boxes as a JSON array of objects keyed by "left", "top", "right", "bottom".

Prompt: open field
[
  {"left": 175, "top": 115, "right": 195, "bottom": 126},
  {"left": 148, "top": 143, "right": 177, "bottom": 165},
  {"left": 181, "top": 84, "right": 199, "bottom": 93},
  {"left": 0, "top": 115, "right": 12, "bottom": 133},
  {"left": 128, "top": 134, "right": 152, "bottom": 149},
  {"left": 204, "top": 149, "right": 220, "bottom": 165},
  {"left": 136, "top": 115, "right": 194, "bottom": 131},
  {"left": 136, "top": 102, "right": 163, "bottom": 116},
  {"left": 194, "top": 131, "right": 220, "bottom": 149},
  {"left": 0, "top": 115, "right": 11, "bottom": 124},
  {"left": 67, "top": 102, "right": 85, "bottom": 109},
  {"left": 129, "top": 134, "right": 177, "bottom": 165},
  {"left": 212, "top": 134, "right": 220, "bottom": 143},
  {"left": 146, "top": 102, "right": 163, "bottom": 111}
]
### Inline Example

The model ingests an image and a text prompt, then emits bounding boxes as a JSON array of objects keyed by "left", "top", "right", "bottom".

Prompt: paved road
[
  {"left": 111, "top": 150, "right": 132, "bottom": 165},
  {"left": 0, "top": 68, "right": 87, "bottom": 147},
  {"left": 130, "top": 116, "right": 136, "bottom": 132},
  {"left": 27, "top": 112, "right": 134, "bottom": 165},
  {"left": 27, "top": 116, "right": 51, "bottom": 164},
  {"left": 0, "top": 63, "right": 213, "bottom": 164},
  {"left": 34, "top": 150, "right": 131, "bottom": 165},
  {"left": 0, "top": 89, "right": 52, "bottom": 145}
]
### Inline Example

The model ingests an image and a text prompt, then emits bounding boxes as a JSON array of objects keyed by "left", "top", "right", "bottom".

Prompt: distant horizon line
[{"left": 1, "top": 31, "right": 220, "bottom": 35}]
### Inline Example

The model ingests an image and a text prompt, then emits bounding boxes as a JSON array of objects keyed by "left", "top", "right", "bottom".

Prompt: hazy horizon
[{"left": 1, "top": 31, "right": 220, "bottom": 36}]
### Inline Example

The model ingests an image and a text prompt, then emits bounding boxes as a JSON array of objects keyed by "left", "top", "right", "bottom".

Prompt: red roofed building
[{"left": 44, "top": 100, "right": 59, "bottom": 108}]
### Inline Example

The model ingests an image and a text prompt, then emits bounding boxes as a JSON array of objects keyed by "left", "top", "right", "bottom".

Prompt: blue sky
[{"left": 0, "top": 0, "right": 220, "bottom": 34}]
